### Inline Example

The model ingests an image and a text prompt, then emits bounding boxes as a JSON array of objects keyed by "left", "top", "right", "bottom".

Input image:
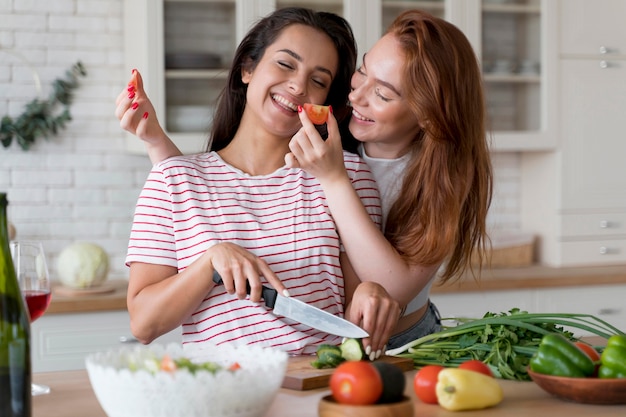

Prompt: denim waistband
[{"left": 387, "top": 300, "right": 442, "bottom": 351}]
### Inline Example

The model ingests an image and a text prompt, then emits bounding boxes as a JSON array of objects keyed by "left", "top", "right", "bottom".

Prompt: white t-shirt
[
  {"left": 359, "top": 145, "right": 435, "bottom": 315},
  {"left": 126, "top": 151, "right": 382, "bottom": 355}
]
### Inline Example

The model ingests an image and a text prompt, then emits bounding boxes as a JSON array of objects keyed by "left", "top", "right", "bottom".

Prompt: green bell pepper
[
  {"left": 598, "top": 334, "right": 626, "bottom": 379},
  {"left": 529, "top": 333, "right": 595, "bottom": 377}
]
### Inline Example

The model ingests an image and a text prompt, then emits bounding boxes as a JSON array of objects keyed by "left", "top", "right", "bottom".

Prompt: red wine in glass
[{"left": 24, "top": 290, "right": 52, "bottom": 322}]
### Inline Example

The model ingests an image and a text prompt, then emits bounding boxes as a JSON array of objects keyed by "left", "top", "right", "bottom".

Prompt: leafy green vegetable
[
  {"left": 386, "top": 308, "right": 625, "bottom": 381},
  {"left": 1, "top": 61, "right": 86, "bottom": 150}
]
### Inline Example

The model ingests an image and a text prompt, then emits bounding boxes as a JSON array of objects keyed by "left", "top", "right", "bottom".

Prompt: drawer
[
  {"left": 558, "top": 239, "right": 626, "bottom": 266},
  {"left": 534, "top": 285, "right": 626, "bottom": 336},
  {"left": 560, "top": 212, "right": 626, "bottom": 238},
  {"left": 32, "top": 311, "right": 181, "bottom": 372}
]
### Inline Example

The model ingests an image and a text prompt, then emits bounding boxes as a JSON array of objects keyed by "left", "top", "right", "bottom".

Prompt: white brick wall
[
  {"left": 0, "top": 0, "right": 523, "bottom": 282},
  {"left": 0, "top": 0, "right": 150, "bottom": 280}
]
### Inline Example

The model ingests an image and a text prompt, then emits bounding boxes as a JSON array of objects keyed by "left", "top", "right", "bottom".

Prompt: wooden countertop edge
[
  {"left": 45, "top": 265, "right": 626, "bottom": 314},
  {"left": 432, "top": 264, "right": 626, "bottom": 293}
]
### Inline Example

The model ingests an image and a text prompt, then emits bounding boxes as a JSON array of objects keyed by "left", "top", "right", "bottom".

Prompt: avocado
[{"left": 373, "top": 361, "right": 406, "bottom": 403}]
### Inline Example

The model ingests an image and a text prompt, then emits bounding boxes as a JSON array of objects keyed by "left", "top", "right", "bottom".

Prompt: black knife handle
[{"left": 211, "top": 270, "right": 278, "bottom": 309}]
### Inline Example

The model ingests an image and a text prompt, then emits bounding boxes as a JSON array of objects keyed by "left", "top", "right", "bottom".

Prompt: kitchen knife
[{"left": 211, "top": 271, "right": 368, "bottom": 338}]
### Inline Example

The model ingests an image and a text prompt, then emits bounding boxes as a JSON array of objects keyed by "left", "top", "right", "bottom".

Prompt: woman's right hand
[
  {"left": 206, "top": 242, "right": 287, "bottom": 303},
  {"left": 115, "top": 69, "right": 167, "bottom": 144}
]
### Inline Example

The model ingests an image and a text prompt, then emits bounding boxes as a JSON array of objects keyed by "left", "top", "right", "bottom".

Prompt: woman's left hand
[{"left": 345, "top": 281, "right": 401, "bottom": 360}]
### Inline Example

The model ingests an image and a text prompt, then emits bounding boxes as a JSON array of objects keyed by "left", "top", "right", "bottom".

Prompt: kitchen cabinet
[
  {"left": 31, "top": 310, "right": 181, "bottom": 372},
  {"left": 431, "top": 283, "right": 626, "bottom": 337},
  {"left": 521, "top": 0, "right": 626, "bottom": 267},
  {"left": 123, "top": 0, "right": 556, "bottom": 153}
]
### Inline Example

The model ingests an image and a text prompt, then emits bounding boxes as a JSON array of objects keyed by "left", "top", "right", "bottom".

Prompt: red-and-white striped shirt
[{"left": 126, "top": 151, "right": 381, "bottom": 354}]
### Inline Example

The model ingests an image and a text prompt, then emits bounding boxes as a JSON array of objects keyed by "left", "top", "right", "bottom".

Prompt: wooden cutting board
[{"left": 281, "top": 355, "right": 414, "bottom": 391}]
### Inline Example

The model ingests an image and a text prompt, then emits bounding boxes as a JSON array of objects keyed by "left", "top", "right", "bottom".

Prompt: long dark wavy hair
[{"left": 207, "top": 7, "right": 357, "bottom": 152}]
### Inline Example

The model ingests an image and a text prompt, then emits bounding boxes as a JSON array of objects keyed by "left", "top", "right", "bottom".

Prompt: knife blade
[{"left": 211, "top": 271, "right": 368, "bottom": 338}]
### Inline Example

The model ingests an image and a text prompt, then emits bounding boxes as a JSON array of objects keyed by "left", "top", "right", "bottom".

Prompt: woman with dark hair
[{"left": 121, "top": 7, "right": 390, "bottom": 355}]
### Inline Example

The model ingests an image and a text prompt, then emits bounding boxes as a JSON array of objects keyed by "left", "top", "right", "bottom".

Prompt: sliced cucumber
[
  {"left": 340, "top": 338, "right": 366, "bottom": 361},
  {"left": 311, "top": 344, "right": 344, "bottom": 369}
]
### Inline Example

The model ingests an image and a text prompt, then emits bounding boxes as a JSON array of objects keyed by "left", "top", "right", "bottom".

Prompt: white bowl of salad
[{"left": 85, "top": 343, "right": 288, "bottom": 417}]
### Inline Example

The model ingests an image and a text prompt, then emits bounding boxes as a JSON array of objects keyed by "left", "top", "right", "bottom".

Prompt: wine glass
[{"left": 10, "top": 241, "right": 52, "bottom": 396}]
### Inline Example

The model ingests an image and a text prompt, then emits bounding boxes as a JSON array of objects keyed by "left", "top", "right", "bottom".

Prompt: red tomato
[
  {"left": 303, "top": 103, "right": 329, "bottom": 125},
  {"left": 458, "top": 359, "right": 494, "bottom": 377},
  {"left": 413, "top": 365, "right": 444, "bottom": 404},
  {"left": 574, "top": 341, "right": 601, "bottom": 362},
  {"left": 329, "top": 361, "right": 383, "bottom": 405}
]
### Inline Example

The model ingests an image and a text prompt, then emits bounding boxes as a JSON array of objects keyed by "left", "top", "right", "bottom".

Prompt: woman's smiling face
[
  {"left": 241, "top": 24, "right": 338, "bottom": 138},
  {"left": 348, "top": 33, "right": 422, "bottom": 158}
]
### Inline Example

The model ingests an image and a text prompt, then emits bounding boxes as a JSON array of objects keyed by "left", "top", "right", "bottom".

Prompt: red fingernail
[
  {"left": 131, "top": 102, "right": 139, "bottom": 110},
  {"left": 142, "top": 112, "right": 149, "bottom": 119},
  {"left": 132, "top": 68, "right": 137, "bottom": 74},
  {"left": 329, "top": 105, "right": 333, "bottom": 115},
  {"left": 128, "top": 91, "right": 135, "bottom": 99},
  {"left": 127, "top": 85, "right": 135, "bottom": 92},
  {"left": 297, "top": 105, "right": 302, "bottom": 113}
]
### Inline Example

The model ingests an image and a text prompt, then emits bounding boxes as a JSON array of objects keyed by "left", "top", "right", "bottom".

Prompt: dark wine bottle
[{"left": 0, "top": 193, "right": 32, "bottom": 417}]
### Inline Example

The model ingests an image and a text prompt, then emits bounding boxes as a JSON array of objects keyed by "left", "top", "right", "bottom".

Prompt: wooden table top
[{"left": 34, "top": 367, "right": 626, "bottom": 417}]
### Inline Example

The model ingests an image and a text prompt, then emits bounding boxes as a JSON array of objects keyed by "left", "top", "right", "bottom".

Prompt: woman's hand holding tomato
[{"left": 114, "top": 69, "right": 167, "bottom": 146}]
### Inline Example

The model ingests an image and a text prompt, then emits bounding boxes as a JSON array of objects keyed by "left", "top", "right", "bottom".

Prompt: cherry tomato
[
  {"left": 574, "top": 341, "right": 601, "bottom": 362},
  {"left": 329, "top": 361, "right": 383, "bottom": 405},
  {"left": 413, "top": 365, "right": 444, "bottom": 404},
  {"left": 303, "top": 103, "right": 329, "bottom": 125},
  {"left": 458, "top": 359, "right": 494, "bottom": 377}
]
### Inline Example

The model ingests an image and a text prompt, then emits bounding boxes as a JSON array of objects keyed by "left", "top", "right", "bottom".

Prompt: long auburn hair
[
  {"left": 207, "top": 7, "right": 357, "bottom": 151},
  {"left": 383, "top": 10, "right": 493, "bottom": 283}
]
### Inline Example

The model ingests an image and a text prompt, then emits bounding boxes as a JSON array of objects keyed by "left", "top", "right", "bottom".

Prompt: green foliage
[
  {"left": 1, "top": 61, "right": 87, "bottom": 151},
  {"left": 387, "top": 308, "right": 625, "bottom": 381}
]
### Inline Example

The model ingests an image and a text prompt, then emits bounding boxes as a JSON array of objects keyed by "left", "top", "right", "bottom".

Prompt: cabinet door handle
[
  {"left": 599, "top": 220, "right": 610, "bottom": 228},
  {"left": 599, "top": 46, "right": 608, "bottom": 54},
  {"left": 599, "top": 246, "right": 609, "bottom": 255},
  {"left": 599, "top": 60, "right": 609, "bottom": 69},
  {"left": 598, "top": 308, "right": 621, "bottom": 315}
]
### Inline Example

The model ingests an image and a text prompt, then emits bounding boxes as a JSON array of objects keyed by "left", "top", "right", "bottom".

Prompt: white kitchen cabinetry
[
  {"left": 431, "top": 289, "right": 534, "bottom": 320},
  {"left": 31, "top": 311, "right": 181, "bottom": 372},
  {"left": 431, "top": 284, "right": 626, "bottom": 336},
  {"left": 124, "top": 0, "right": 556, "bottom": 153},
  {"left": 534, "top": 284, "right": 626, "bottom": 336},
  {"left": 521, "top": 0, "right": 626, "bottom": 266}
]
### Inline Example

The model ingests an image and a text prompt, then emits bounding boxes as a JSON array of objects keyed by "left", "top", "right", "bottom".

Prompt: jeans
[{"left": 387, "top": 300, "right": 442, "bottom": 350}]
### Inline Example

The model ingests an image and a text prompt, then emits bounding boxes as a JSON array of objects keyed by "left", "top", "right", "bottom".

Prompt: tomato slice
[
  {"left": 303, "top": 103, "right": 329, "bottom": 125},
  {"left": 160, "top": 354, "right": 177, "bottom": 372},
  {"left": 329, "top": 361, "right": 383, "bottom": 405},
  {"left": 128, "top": 69, "right": 138, "bottom": 90},
  {"left": 458, "top": 359, "right": 494, "bottom": 377},
  {"left": 413, "top": 365, "right": 444, "bottom": 404}
]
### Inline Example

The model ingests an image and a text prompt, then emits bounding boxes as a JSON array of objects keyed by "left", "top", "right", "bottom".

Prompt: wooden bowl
[
  {"left": 318, "top": 395, "right": 413, "bottom": 417},
  {"left": 528, "top": 369, "right": 626, "bottom": 405}
]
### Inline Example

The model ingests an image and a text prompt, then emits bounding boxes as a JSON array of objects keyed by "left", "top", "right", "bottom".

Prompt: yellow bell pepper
[{"left": 435, "top": 368, "right": 503, "bottom": 411}]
